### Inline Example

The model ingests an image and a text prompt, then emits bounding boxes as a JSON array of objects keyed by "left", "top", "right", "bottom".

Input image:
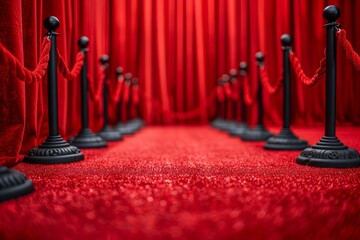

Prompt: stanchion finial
[
  {"left": 100, "top": 55, "right": 109, "bottom": 65},
  {"left": 239, "top": 62, "right": 247, "bottom": 73},
  {"left": 116, "top": 66, "right": 124, "bottom": 76},
  {"left": 125, "top": 72, "right": 132, "bottom": 80},
  {"left": 281, "top": 34, "right": 292, "bottom": 46},
  {"left": 229, "top": 69, "right": 237, "bottom": 78},
  {"left": 323, "top": 5, "right": 340, "bottom": 22},
  {"left": 44, "top": 16, "right": 59, "bottom": 31},
  {"left": 255, "top": 52, "right": 265, "bottom": 63},
  {"left": 78, "top": 36, "right": 89, "bottom": 49}
]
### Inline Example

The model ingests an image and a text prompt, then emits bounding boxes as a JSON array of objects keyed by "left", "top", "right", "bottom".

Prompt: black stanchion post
[
  {"left": 120, "top": 73, "right": 137, "bottom": 135},
  {"left": 229, "top": 62, "right": 249, "bottom": 136},
  {"left": 131, "top": 77, "right": 144, "bottom": 129},
  {"left": 211, "top": 78, "right": 225, "bottom": 128},
  {"left": 296, "top": 6, "right": 360, "bottom": 167},
  {"left": 264, "top": 34, "right": 308, "bottom": 150},
  {"left": 24, "top": 16, "right": 84, "bottom": 164},
  {"left": 114, "top": 67, "right": 130, "bottom": 133},
  {"left": 0, "top": 166, "right": 34, "bottom": 202},
  {"left": 226, "top": 69, "right": 239, "bottom": 132},
  {"left": 69, "top": 37, "right": 107, "bottom": 148},
  {"left": 218, "top": 74, "right": 232, "bottom": 130},
  {"left": 97, "top": 55, "right": 123, "bottom": 141},
  {"left": 240, "top": 52, "right": 273, "bottom": 141}
]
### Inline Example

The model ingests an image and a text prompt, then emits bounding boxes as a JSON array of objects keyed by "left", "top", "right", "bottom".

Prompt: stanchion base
[
  {"left": 98, "top": 125, "right": 123, "bottom": 141},
  {"left": 211, "top": 118, "right": 224, "bottom": 128},
  {"left": 265, "top": 128, "right": 308, "bottom": 150},
  {"left": 296, "top": 136, "right": 360, "bottom": 168},
  {"left": 0, "top": 167, "right": 34, "bottom": 202},
  {"left": 217, "top": 120, "right": 235, "bottom": 131},
  {"left": 229, "top": 122, "right": 249, "bottom": 137},
  {"left": 24, "top": 135, "right": 84, "bottom": 164},
  {"left": 115, "top": 123, "right": 134, "bottom": 135},
  {"left": 69, "top": 128, "right": 107, "bottom": 148},
  {"left": 240, "top": 125, "right": 273, "bottom": 141},
  {"left": 132, "top": 118, "right": 144, "bottom": 128}
]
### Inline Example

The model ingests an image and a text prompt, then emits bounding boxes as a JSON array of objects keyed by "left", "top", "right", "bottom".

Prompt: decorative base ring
[
  {"left": 265, "top": 128, "right": 308, "bottom": 150},
  {"left": 240, "top": 125, "right": 273, "bottom": 141},
  {"left": 69, "top": 128, "right": 107, "bottom": 148},
  {"left": 0, "top": 167, "right": 34, "bottom": 202},
  {"left": 24, "top": 135, "right": 84, "bottom": 164},
  {"left": 98, "top": 125, "right": 123, "bottom": 141},
  {"left": 296, "top": 136, "right": 360, "bottom": 168}
]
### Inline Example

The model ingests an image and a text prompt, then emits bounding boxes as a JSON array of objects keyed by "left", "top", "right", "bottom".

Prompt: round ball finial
[
  {"left": 229, "top": 69, "right": 237, "bottom": 78},
  {"left": 222, "top": 74, "right": 230, "bottom": 82},
  {"left": 255, "top": 52, "right": 265, "bottom": 62},
  {"left": 323, "top": 5, "right": 340, "bottom": 22},
  {"left": 44, "top": 16, "right": 60, "bottom": 31},
  {"left": 125, "top": 73, "right": 133, "bottom": 80},
  {"left": 281, "top": 34, "right": 292, "bottom": 46},
  {"left": 100, "top": 55, "right": 109, "bottom": 65},
  {"left": 78, "top": 36, "right": 89, "bottom": 48},
  {"left": 239, "top": 61, "right": 248, "bottom": 71},
  {"left": 132, "top": 77, "right": 139, "bottom": 85},
  {"left": 116, "top": 66, "right": 124, "bottom": 75}
]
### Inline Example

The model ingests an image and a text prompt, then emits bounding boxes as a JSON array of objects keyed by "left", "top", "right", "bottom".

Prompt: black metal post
[
  {"left": 0, "top": 166, "right": 34, "bottom": 202},
  {"left": 240, "top": 52, "right": 273, "bottom": 141},
  {"left": 131, "top": 77, "right": 145, "bottom": 129},
  {"left": 265, "top": 35, "right": 308, "bottom": 150},
  {"left": 296, "top": 5, "right": 360, "bottom": 167},
  {"left": 98, "top": 55, "right": 123, "bottom": 141},
  {"left": 24, "top": 16, "right": 84, "bottom": 164},
  {"left": 211, "top": 79, "right": 225, "bottom": 128},
  {"left": 239, "top": 62, "right": 248, "bottom": 125},
  {"left": 115, "top": 67, "right": 124, "bottom": 127},
  {"left": 120, "top": 73, "right": 138, "bottom": 134},
  {"left": 69, "top": 37, "right": 107, "bottom": 148},
  {"left": 218, "top": 74, "right": 233, "bottom": 131},
  {"left": 229, "top": 62, "right": 250, "bottom": 136},
  {"left": 229, "top": 69, "right": 238, "bottom": 122}
]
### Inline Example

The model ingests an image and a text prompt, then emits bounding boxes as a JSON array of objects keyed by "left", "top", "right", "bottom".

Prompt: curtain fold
[{"left": 0, "top": 0, "right": 360, "bottom": 165}]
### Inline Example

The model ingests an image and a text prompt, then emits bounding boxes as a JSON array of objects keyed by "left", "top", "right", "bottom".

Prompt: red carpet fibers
[{"left": 1, "top": 126, "right": 360, "bottom": 239}]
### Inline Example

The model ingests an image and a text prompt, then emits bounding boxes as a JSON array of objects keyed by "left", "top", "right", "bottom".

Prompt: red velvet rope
[
  {"left": 57, "top": 50, "right": 84, "bottom": 81},
  {"left": 122, "top": 83, "right": 131, "bottom": 103},
  {"left": 259, "top": 67, "right": 283, "bottom": 94},
  {"left": 87, "top": 67, "right": 105, "bottom": 101},
  {"left": 108, "top": 75, "right": 124, "bottom": 103},
  {"left": 223, "top": 82, "right": 232, "bottom": 98},
  {"left": 289, "top": 51, "right": 326, "bottom": 86},
  {"left": 132, "top": 86, "right": 140, "bottom": 105},
  {"left": 231, "top": 80, "right": 240, "bottom": 100},
  {"left": 336, "top": 29, "right": 360, "bottom": 72},
  {"left": 0, "top": 37, "right": 51, "bottom": 83},
  {"left": 242, "top": 75, "right": 256, "bottom": 106},
  {"left": 217, "top": 86, "right": 225, "bottom": 102}
]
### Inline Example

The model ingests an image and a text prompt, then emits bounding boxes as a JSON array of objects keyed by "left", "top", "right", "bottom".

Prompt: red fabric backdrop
[{"left": 0, "top": 0, "right": 360, "bottom": 165}]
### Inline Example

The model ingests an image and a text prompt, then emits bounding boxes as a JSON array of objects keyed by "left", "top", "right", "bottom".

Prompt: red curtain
[{"left": 1, "top": 0, "right": 360, "bottom": 165}]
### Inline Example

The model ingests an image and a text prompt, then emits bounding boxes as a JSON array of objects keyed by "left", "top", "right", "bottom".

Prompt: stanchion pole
[
  {"left": 97, "top": 55, "right": 123, "bottom": 141},
  {"left": 264, "top": 34, "right": 308, "bottom": 150},
  {"left": 240, "top": 53, "right": 273, "bottom": 141},
  {"left": 69, "top": 37, "right": 107, "bottom": 148},
  {"left": 229, "top": 62, "right": 249, "bottom": 136},
  {"left": 296, "top": 6, "right": 360, "bottom": 167},
  {"left": 24, "top": 16, "right": 84, "bottom": 164}
]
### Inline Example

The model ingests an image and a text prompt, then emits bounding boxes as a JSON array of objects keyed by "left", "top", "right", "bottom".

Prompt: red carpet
[{"left": 1, "top": 126, "right": 360, "bottom": 239}]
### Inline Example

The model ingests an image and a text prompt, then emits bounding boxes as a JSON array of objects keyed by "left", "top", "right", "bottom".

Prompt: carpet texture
[{"left": 1, "top": 126, "right": 360, "bottom": 239}]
